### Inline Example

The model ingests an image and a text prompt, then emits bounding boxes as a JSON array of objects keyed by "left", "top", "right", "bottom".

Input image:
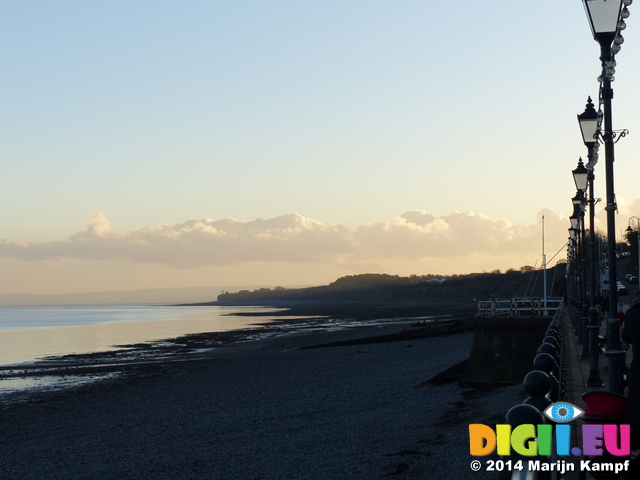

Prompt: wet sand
[{"left": 0, "top": 310, "right": 524, "bottom": 480}]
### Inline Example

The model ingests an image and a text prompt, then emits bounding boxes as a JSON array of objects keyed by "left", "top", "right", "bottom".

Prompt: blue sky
[{"left": 1, "top": 1, "right": 639, "bottom": 294}]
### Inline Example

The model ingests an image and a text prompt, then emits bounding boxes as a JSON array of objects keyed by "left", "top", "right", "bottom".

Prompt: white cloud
[
  {"left": 0, "top": 209, "right": 571, "bottom": 270},
  {"left": 350, "top": 209, "right": 566, "bottom": 262}
]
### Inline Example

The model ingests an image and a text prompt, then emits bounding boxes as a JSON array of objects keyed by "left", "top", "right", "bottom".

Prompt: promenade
[
  {"left": 561, "top": 306, "right": 631, "bottom": 480},
  {"left": 563, "top": 307, "right": 608, "bottom": 411}
]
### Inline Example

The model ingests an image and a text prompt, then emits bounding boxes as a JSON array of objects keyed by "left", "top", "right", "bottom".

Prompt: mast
[{"left": 543, "top": 215, "right": 548, "bottom": 315}]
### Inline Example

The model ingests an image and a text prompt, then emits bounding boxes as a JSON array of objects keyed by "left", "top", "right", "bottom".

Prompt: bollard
[
  {"left": 523, "top": 370, "right": 553, "bottom": 413},
  {"left": 538, "top": 343, "right": 559, "bottom": 365},
  {"left": 542, "top": 336, "right": 559, "bottom": 351},
  {"left": 545, "top": 329, "right": 559, "bottom": 340},
  {"left": 498, "top": 405, "right": 550, "bottom": 480},
  {"left": 533, "top": 353, "right": 560, "bottom": 402}
]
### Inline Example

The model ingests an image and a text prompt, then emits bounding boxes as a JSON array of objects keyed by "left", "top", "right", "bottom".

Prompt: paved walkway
[
  {"left": 563, "top": 307, "right": 607, "bottom": 408},
  {"left": 561, "top": 306, "right": 630, "bottom": 480}
]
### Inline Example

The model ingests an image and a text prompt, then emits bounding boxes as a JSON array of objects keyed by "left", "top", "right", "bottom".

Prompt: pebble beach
[{"left": 0, "top": 319, "right": 524, "bottom": 479}]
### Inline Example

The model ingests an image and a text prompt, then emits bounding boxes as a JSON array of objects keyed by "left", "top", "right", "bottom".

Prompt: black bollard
[
  {"left": 533, "top": 353, "right": 560, "bottom": 402},
  {"left": 498, "top": 405, "right": 551, "bottom": 480},
  {"left": 523, "top": 370, "right": 553, "bottom": 412},
  {"left": 538, "top": 343, "right": 559, "bottom": 365},
  {"left": 542, "top": 336, "right": 559, "bottom": 350}
]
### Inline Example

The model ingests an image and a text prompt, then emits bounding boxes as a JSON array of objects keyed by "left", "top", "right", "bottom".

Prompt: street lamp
[
  {"left": 577, "top": 99, "right": 604, "bottom": 386},
  {"left": 573, "top": 174, "right": 591, "bottom": 360},
  {"left": 627, "top": 217, "right": 640, "bottom": 281},
  {"left": 570, "top": 213, "right": 580, "bottom": 231},
  {"left": 578, "top": 98, "right": 601, "bottom": 372},
  {"left": 571, "top": 195, "right": 589, "bottom": 355},
  {"left": 570, "top": 211, "right": 583, "bottom": 326},
  {"left": 569, "top": 227, "right": 580, "bottom": 329},
  {"left": 572, "top": 158, "right": 590, "bottom": 192},
  {"left": 582, "top": 0, "right": 631, "bottom": 393},
  {"left": 578, "top": 97, "right": 601, "bottom": 146},
  {"left": 572, "top": 191, "right": 586, "bottom": 211},
  {"left": 583, "top": 0, "right": 626, "bottom": 43}
]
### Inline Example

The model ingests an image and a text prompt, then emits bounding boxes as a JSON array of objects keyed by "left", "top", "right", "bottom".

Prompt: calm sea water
[{"left": 0, "top": 305, "right": 279, "bottom": 366}]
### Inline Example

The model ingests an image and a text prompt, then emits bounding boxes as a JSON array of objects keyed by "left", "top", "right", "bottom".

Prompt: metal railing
[
  {"left": 478, "top": 297, "right": 563, "bottom": 318},
  {"left": 500, "top": 299, "right": 567, "bottom": 480}
]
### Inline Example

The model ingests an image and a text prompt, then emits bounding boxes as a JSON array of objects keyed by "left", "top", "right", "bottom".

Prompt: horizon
[
  {"left": 1, "top": 2, "right": 639, "bottom": 296},
  {"left": 0, "top": 265, "right": 570, "bottom": 307}
]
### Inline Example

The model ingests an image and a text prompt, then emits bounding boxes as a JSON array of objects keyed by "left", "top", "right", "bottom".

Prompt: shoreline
[
  {"left": 187, "top": 299, "right": 478, "bottom": 318},
  {"left": 0, "top": 301, "right": 476, "bottom": 397},
  {"left": 0, "top": 313, "right": 522, "bottom": 479},
  {"left": 0, "top": 301, "right": 526, "bottom": 479}
]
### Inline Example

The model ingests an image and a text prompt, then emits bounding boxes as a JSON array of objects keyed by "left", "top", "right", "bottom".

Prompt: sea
[
  {"left": 0, "top": 304, "right": 279, "bottom": 366},
  {"left": 0, "top": 304, "right": 284, "bottom": 400},
  {"left": 0, "top": 305, "right": 427, "bottom": 401}
]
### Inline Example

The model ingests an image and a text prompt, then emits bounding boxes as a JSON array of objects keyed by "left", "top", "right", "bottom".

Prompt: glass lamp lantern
[
  {"left": 583, "top": 0, "right": 624, "bottom": 43},
  {"left": 573, "top": 160, "right": 589, "bottom": 192},
  {"left": 571, "top": 214, "right": 580, "bottom": 230},
  {"left": 578, "top": 97, "right": 600, "bottom": 148}
]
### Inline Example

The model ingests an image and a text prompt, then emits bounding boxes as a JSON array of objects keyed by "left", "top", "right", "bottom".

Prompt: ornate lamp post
[
  {"left": 627, "top": 217, "right": 640, "bottom": 282},
  {"left": 568, "top": 231, "right": 579, "bottom": 319},
  {"left": 571, "top": 200, "right": 588, "bottom": 351},
  {"left": 573, "top": 174, "right": 590, "bottom": 360},
  {"left": 569, "top": 229, "right": 578, "bottom": 305},
  {"left": 577, "top": 99, "right": 604, "bottom": 386},
  {"left": 570, "top": 212, "right": 583, "bottom": 335},
  {"left": 582, "top": 0, "right": 631, "bottom": 393}
]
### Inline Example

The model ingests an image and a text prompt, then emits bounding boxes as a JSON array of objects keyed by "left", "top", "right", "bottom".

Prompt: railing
[
  {"left": 478, "top": 297, "right": 563, "bottom": 318},
  {"left": 499, "top": 299, "right": 567, "bottom": 480}
]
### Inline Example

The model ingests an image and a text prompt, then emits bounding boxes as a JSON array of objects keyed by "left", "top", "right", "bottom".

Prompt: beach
[{"left": 0, "top": 315, "right": 523, "bottom": 479}]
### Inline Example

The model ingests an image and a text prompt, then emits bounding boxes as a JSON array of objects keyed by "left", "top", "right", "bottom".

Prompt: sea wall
[{"left": 462, "top": 317, "right": 551, "bottom": 384}]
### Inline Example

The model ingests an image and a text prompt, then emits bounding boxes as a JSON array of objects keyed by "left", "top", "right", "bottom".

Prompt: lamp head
[
  {"left": 578, "top": 97, "right": 599, "bottom": 148},
  {"left": 573, "top": 158, "right": 589, "bottom": 192},
  {"left": 583, "top": 0, "right": 624, "bottom": 45},
  {"left": 569, "top": 228, "right": 577, "bottom": 240},
  {"left": 570, "top": 214, "right": 580, "bottom": 230}
]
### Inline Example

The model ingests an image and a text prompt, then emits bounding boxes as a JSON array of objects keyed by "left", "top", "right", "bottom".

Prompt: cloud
[
  {"left": 0, "top": 209, "right": 570, "bottom": 269},
  {"left": 0, "top": 212, "right": 352, "bottom": 267},
  {"left": 351, "top": 209, "right": 567, "bottom": 261},
  {"left": 616, "top": 197, "right": 640, "bottom": 226}
]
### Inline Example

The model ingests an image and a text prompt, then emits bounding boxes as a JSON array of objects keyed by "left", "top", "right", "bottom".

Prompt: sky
[{"left": 1, "top": 1, "right": 640, "bottom": 296}]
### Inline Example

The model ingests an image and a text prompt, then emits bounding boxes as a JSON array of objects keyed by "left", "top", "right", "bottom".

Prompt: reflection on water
[
  {"left": 0, "top": 306, "right": 279, "bottom": 366},
  {"left": 0, "top": 372, "right": 121, "bottom": 403}
]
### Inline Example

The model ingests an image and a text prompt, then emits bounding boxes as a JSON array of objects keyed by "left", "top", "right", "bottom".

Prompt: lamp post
[
  {"left": 570, "top": 212, "right": 583, "bottom": 338},
  {"left": 569, "top": 230, "right": 579, "bottom": 315},
  {"left": 627, "top": 217, "right": 640, "bottom": 282},
  {"left": 578, "top": 99, "right": 604, "bottom": 386},
  {"left": 582, "top": 0, "right": 631, "bottom": 393},
  {"left": 571, "top": 199, "right": 589, "bottom": 353},
  {"left": 568, "top": 231, "right": 579, "bottom": 321},
  {"left": 573, "top": 173, "right": 591, "bottom": 360}
]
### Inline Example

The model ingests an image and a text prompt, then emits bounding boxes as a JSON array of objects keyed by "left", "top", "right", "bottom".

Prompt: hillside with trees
[{"left": 214, "top": 264, "right": 566, "bottom": 306}]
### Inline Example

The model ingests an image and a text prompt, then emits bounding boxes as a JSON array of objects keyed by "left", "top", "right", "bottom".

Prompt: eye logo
[{"left": 543, "top": 402, "right": 584, "bottom": 423}]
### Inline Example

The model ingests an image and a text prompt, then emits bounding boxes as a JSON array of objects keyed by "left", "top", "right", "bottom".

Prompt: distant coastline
[
  {"left": 0, "top": 265, "right": 566, "bottom": 308},
  {"left": 192, "top": 267, "right": 566, "bottom": 315}
]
